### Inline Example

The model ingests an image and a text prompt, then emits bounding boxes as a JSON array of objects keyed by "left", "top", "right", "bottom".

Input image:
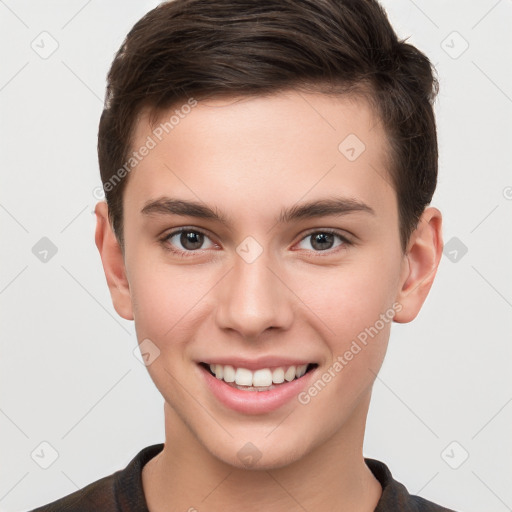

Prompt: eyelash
[
  {"left": 159, "top": 227, "right": 216, "bottom": 259},
  {"left": 159, "top": 227, "right": 352, "bottom": 258}
]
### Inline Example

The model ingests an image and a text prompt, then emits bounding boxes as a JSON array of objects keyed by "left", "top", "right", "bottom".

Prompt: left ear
[{"left": 394, "top": 207, "right": 443, "bottom": 323}]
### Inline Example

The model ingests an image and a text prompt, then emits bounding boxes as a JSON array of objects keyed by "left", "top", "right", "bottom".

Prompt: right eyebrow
[{"left": 141, "top": 197, "right": 229, "bottom": 223}]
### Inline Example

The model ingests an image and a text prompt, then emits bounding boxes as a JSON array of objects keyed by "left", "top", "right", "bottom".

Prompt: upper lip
[{"left": 199, "top": 357, "right": 315, "bottom": 371}]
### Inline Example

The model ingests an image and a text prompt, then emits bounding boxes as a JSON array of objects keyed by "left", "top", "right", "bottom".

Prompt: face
[{"left": 104, "top": 90, "right": 421, "bottom": 469}]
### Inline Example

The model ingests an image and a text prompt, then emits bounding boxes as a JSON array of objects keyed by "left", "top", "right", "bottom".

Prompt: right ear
[{"left": 94, "top": 201, "right": 134, "bottom": 321}]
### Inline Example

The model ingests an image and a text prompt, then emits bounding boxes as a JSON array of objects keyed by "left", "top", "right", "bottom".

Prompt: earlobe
[
  {"left": 94, "top": 201, "right": 134, "bottom": 321},
  {"left": 394, "top": 207, "right": 443, "bottom": 323}
]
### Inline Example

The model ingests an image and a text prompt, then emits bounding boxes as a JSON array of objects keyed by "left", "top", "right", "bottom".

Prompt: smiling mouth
[{"left": 199, "top": 362, "right": 318, "bottom": 391}]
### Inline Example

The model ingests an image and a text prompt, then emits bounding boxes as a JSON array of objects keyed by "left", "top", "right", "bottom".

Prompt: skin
[{"left": 95, "top": 90, "right": 443, "bottom": 511}]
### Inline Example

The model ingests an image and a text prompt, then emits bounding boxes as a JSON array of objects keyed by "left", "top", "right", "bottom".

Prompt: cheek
[
  {"left": 299, "top": 283, "right": 394, "bottom": 426},
  {"left": 294, "top": 259, "right": 399, "bottom": 340},
  {"left": 289, "top": 256, "right": 399, "bottom": 400},
  {"left": 130, "top": 274, "right": 174, "bottom": 336},
  {"left": 129, "top": 262, "right": 215, "bottom": 343}
]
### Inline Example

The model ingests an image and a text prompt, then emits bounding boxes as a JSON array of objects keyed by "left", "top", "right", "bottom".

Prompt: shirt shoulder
[
  {"left": 29, "top": 474, "right": 117, "bottom": 512},
  {"left": 365, "top": 458, "right": 457, "bottom": 512},
  {"left": 29, "top": 444, "right": 164, "bottom": 512}
]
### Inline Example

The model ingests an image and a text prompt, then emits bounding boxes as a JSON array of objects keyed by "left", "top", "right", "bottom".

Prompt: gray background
[{"left": 1, "top": 1, "right": 511, "bottom": 511}]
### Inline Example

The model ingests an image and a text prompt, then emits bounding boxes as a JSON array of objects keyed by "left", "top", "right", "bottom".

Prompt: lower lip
[{"left": 199, "top": 364, "right": 316, "bottom": 415}]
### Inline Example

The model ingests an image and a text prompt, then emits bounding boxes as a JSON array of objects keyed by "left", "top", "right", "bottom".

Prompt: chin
[{"left": 206, "top": 432, "right": 314, "bottom": 471}]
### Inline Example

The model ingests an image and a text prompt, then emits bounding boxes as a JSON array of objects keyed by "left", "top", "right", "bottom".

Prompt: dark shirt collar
[{"left": 112, "top": 444, "right": 454, "bottom": 511}]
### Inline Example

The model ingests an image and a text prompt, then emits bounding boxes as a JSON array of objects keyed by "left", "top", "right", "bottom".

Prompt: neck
[{"left": 143, "top": 393, "right": 381, "bottom": 512}]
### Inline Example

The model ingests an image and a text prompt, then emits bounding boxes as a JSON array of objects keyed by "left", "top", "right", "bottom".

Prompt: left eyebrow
[
  {"left": 278, "top": 197, "right": 375, "bottom": 223},
  {"left": 140, "top": 196, "right": 374, "bottom": 226}
]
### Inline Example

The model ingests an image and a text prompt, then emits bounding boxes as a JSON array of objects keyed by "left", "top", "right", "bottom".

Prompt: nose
[{"left": 214, "top": 249, "right": 294, "bottom": 341}]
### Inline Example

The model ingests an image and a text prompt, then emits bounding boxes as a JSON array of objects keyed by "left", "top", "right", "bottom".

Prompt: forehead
[{"left": 124, "top": 90, "right": 396, "bottom": 226}]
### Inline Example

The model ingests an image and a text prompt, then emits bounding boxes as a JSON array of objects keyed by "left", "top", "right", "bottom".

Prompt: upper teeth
[{"left": 209, "top": 364, "right": 308, "bottom": 386}]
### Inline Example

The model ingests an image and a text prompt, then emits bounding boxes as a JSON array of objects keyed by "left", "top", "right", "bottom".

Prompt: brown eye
[
  {"left": 296, "top": 230, "right": 349, "bottom": 253},
  {"left": 309, "top": 232, "right": 335, "bottom": 251},
  {"left": 179, "top": 230, "right": 204, "bottom": 250},
  {"left": 163, "top": 228, "right": 216, "bottom": 255}
]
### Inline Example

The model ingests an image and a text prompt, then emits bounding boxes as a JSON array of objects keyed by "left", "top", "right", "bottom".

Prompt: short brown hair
[{"left": 98, "top": 0, "right": 439, "bottom": 252}]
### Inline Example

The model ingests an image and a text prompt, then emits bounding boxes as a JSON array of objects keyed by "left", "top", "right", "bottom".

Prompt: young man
[{"left": 32, "top": 0, "right": 453, "bottom": 510}]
